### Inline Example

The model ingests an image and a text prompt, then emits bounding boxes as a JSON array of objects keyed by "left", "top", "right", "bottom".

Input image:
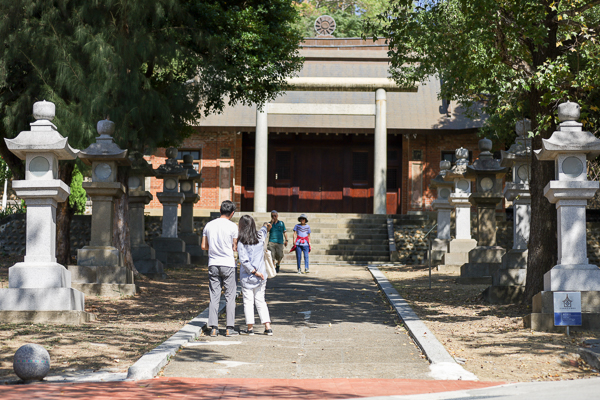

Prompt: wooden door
[
  {"left": 320, "top": 148, "right": 344, "bottom": 213},
  {"left": 296, "top": 147, "right": 322, "bottom": 212},
  {"left": 272, "top": 150, "right": 292, "bottom": 211}
]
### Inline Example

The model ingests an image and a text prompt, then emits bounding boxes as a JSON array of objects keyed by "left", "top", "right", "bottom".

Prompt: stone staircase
[{"left": 232, "top": 212, "right": 390, "bottom": 264}]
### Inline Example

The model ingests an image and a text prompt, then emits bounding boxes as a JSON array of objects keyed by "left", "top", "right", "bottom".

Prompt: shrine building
[{"left": 145, "top": 36, "right": 484, "bottom": 215}]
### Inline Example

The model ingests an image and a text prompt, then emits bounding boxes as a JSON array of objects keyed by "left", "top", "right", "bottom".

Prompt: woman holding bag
[{"left": 237, "top": 215, "right": 274, "bottom": 336}]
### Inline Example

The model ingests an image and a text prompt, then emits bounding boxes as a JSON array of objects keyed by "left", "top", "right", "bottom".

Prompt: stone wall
[{"left": 0, "top": 214, "right": 212, "bottom": 257}]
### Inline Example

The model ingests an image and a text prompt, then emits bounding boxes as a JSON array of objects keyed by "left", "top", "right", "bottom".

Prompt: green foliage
[
  {"left": 69, "top": 164, "right": 87, "bottom": 215},
  {"left": 293, "top": 0, "right": 389, "bottom": 37},
  {"left": 370, "top": 0, "right": 600, "bottom": 141},
  {"left": 0, "top": 200, "right": 26, "bottom": 219},
  {"left": 0, "top": 0, "right": 303, "bottom": 153}
]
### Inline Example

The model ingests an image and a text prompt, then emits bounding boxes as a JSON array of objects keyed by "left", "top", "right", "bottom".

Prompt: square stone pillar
[
  {"left": 429, "top": 160, "right": 454, "bottom": 265},
  {"left": 179, "top": 154, "right": 206, "bottom": 265},
  {"left": 0, "top": 101, "right": 93, "bottom": 324},
  {"left": 525, "top": 101, "right": 600, "bottom": 331},
  {"left": 485, "top": 120, "right": 532, "bottom": 304},
  {"left": 70, "top": 119, "right": 136, "bottom": 297},
  {"left": 438, "top": 148, "right": 477, "bottom": 273},
  {"left": 153, "top": 148, "right": 191, "bottom": 267},
  {"left": 457, "top": 138, "right": 508, "bottom": 284},
  {"left": 128, "top": 154, "right": 165, "bottom": 279}
]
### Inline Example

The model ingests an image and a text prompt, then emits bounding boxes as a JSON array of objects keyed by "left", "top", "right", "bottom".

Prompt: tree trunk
[
  {"left": 113, "top": 166, "right": 139, "bottom": 275},
  {"left": 524, "top": 88, "right": 558, "bottom": 303},
  {"left": 56, "top": 162, "right": 75, "bottom": 266}
]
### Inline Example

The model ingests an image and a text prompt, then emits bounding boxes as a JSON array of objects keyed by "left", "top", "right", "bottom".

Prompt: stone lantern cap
[
  {"left": 466, "top": 138, "right": 508, "bottom": 178},
  {"left": 443, "top": 147, "right": 471, "bottom": 181},
  {"left": 181, "top": 155, "right": 203, "bottom": 183},
  {"left": 155, "top": 147, "right": 189, "bottom": 179},
  {"left": 78, "top": 120, "right": 131, "bottom": 165},
  {"left": 129, "top": 152, "right": 156, "bottom": 177},
  {"left": 430, "top": 160, "right": 453, "bottom": 189},
  {"left": 536, "top": 101, "right": 600, "bottom": 161},
  {"left": 5, "top": 101, "right": 78, "bottom": 160},
  {"left": 501, "top": 119, "right": 532, "bottom": 168}
]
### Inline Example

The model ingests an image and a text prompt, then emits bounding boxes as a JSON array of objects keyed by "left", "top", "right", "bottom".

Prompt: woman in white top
[{"left": 237, "top": 215, "right": 273, "bottom": 336}]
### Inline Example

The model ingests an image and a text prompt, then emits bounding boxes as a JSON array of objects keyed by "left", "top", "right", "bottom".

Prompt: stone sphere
[
  {"left": 33, "top": 101, "right": 55, "bottom": 121},
  {"left": 440, "top": 160, "right": 451, "bottom": 171},
  {"left": 165, "top": 147, "right": 178, "bottom": 159},
  {"left": 183, "top": 154, "right": 194, "bottom": 164},
  {"left": 558, "top": 101, "right": 580, "bottom": 122},
  {"left": 515, "top": 119, "right": 531, "bottom": 137},
  {"left": 455, "top": 147, "right": 469, "bottom": 160},
  {"left": 97, "top": 119, "right": 115, "bottom": 136},
  {"left": 479, "top": 137, "right": 493, "bottom": 152},
  {"left": 13, "top": 344, "right": 51, "bottom": 382}
]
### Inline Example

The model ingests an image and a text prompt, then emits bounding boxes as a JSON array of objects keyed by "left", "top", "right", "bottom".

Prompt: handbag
[{"left": 264, "top": 249, "right": 277, "bottom": 279}]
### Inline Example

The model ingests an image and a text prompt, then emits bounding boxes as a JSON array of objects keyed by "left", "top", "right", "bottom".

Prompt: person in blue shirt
[
  {"left": 293, "top": 214, "right": 311, "bottom": 274},
  {"left": 267, "top": 210, "right": 288, "bottom": 273}
]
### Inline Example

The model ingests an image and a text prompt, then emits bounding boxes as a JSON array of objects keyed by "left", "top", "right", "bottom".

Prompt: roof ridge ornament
[{"left": 315, "top": 15, "right": 336, "bottom": 36}]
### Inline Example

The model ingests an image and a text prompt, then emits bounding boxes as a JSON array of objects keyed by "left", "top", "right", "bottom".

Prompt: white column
[
  {"left": 513, "top": 198, "right": 531, "bottom": 250},
  {"left": 374, "top": 89, "right": 387, "bottom": 215},
  {"left": 254, "top": 105, "right": 268, "bottom": 213}
]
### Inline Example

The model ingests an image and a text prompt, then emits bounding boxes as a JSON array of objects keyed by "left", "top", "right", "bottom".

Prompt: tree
[
  {"left": 293, "top": 0, "right": 390, "bottom": 37},
  {"left": 371, "top": 0, "right": 600, "bottom": 301},
  {"left": 0, "top": 0, "right": 303, "bottom": 268}
]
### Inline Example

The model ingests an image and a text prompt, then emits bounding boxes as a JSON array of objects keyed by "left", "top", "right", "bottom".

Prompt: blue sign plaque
[{"left": 554, "top": 292, "right": 582, "bottom": 326}]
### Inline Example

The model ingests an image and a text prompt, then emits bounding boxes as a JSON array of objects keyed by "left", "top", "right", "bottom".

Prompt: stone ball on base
[{"left": 13, "top": 344, "right": 51, "bottom": 382}]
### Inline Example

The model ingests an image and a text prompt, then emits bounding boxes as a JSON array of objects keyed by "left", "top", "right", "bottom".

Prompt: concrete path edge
[
  {"left": 126, "top": 287, "right": 240, "bottom": 381},
  {"left": 368, "top": 266, "right": 478, "bottom": 381}
]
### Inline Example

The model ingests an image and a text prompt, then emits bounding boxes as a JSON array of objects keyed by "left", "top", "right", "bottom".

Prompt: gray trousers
[{"left": 208, "top": 265, "right": 237, "bottom": 328}]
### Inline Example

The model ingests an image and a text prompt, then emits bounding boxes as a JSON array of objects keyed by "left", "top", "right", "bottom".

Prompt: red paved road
[{"left": 1, "top": 377, "right": 505, "bottom": 399}]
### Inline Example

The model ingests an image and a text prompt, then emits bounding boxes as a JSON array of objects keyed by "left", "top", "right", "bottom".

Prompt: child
[{"left": 293, "top": 213, "right": 311, "bottom": 274}]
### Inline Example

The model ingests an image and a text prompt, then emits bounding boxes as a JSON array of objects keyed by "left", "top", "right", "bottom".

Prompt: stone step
[
  {"left": 314, "top": 233, "right": 388, "bottom": 240},
  {"left": 327, "top": 244, "right": 389, "bottom": 251},
  {"left": 280, "top": 254, "right": 390, "bottom": 262}
]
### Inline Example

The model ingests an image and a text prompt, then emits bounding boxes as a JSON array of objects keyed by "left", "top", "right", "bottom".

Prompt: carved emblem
[{"left": 315, "top": 15, "right": 336, "bottom": 36}]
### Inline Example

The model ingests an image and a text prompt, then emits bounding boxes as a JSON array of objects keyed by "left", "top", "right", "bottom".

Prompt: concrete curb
[
  {"left": 126, "top": 286, "right": 240, "bottom": 381},
  {"left": 368, "top": 266, "right": 477, "bottom": 381}
]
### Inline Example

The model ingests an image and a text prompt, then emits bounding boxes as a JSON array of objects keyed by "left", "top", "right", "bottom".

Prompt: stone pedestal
[
  {"left": 429, "top": 161, "right": 454, "bottom": 266},
  {"left": 130, "top": 190, "right": 165, "bottom": 279},
  {"left": 458, "top": 138, "right": 508, "bottom": 284},
  {"left": 0, "top": 101, "right": 93, "bottom": 324},
  {"left": 179, "top": 155, "right": 205, "bottom": 265},
  {"left": 154, "top": 148, "right": 190, "bottom": 267},
  {"left": 438, "top": 148, "right": 476, "bottom": 273},
  {"left": 72, "top": 119, "right": 136, "bottom": 297},
  {"left": 526, "top": 101, "right": 600, "bottom": 331},
  {"left": 439, "top": 194, "right": 476, "bottom": 273},
  {"left": 486, "top": 121, "right": 532, "bottom": 303},
  {"left": 154, "top": 192, "right": 190, "bottom": 266},
  {"left": 128, "top": 153, "right": 164, "bottom": 278}
]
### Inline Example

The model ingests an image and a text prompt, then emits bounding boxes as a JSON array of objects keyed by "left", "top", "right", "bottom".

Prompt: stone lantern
[
  {"left": 458, "top": 138, "right": 508, "bottom": 284},
  {"left": 439, "top": 147, "right": 477, "bottom": 272},
  {"left": 0, "top": 101, "right": 92, "bottom": 324},
  {"left": 485, "top": 120, "right": 532, "bottom": 303},
  {"left": 178, "top": 154, "right": 205, "bottom": 264},
  {"left": 428, "top": 160, "right": 454, "bottom": 266},
  {"left": 526, "top": 101, "right": 600, "bottom": 331},
  {"left": 72, "top": 119, "right": 135, "bottom": 297},
  {"left": 153, "top": 148, "right": 191, "bottom": 267},
  {"left": 128, "top": 152, "right": 164, "bottom": 278}
]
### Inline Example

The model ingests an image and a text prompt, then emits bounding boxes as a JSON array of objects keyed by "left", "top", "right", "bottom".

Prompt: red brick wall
[
  {"left": 401, "top": 132, "right": 482, "bottom": 213},
  {"left": 147, "top": 130, "right": 491, "bottom": 214},
  {"left": 146, "top": 129, "right": 243, "bottom": 211}
]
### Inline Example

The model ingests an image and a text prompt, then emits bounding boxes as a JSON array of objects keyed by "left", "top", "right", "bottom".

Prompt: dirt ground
[
  {"left": 0, "top": 256, "right": 210, "bottom": 379},
  {"left": 380, "top": 264, "right": 600, "bottom": 382}
]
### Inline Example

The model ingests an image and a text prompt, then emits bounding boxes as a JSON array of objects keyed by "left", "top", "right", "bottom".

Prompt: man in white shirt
[{"left": 201, "top": 200, "right": 239, "bottom": 337}]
